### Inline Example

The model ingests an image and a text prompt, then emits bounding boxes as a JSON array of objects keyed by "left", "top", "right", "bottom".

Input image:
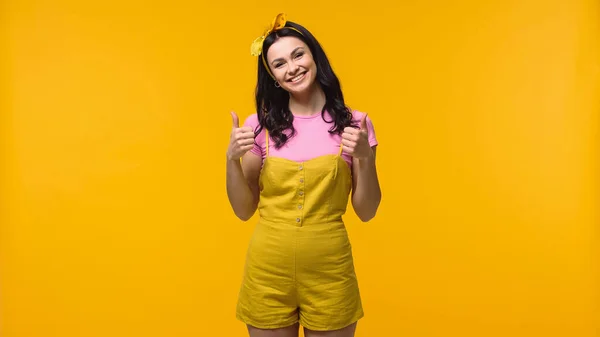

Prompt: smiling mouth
[{"left": 288, "top": 72, "right": 307, "bottom": 83}]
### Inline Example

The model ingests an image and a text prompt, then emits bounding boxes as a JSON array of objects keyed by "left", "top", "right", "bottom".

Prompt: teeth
[{"left": 291, "top": 73, "right": 305, "bottom": 82}]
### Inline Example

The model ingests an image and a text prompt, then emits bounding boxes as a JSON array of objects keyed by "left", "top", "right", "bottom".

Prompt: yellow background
[{"left": 1, "top": 1, "right": 598, "bottom": 336}]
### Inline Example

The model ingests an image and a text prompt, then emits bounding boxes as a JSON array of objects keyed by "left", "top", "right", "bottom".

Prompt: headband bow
[{"left": 250, "top": 13, "right": 287, "bottom": 57}]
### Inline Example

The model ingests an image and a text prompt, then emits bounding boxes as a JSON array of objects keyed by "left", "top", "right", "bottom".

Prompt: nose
[{"left": 287, "top": 61, "right": 299, "bottom": 75}]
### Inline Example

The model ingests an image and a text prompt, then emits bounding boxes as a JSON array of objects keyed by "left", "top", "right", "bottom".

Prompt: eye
[
  {"left": 274, "top": 63, "right": 284, "bottom": 68},
  {"left": 294, "top": 52, "right": 304, "bottom": 59}
]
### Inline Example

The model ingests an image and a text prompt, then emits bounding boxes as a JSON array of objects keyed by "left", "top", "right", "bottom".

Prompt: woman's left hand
[{"left": 342, "top": 114, "right": 373, "bottom": 160}]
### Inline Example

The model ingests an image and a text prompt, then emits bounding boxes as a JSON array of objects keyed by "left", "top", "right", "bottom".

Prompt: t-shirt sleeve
[
  {"left": 353, "top": 111, "right": 378, "bottom": 147},
  {"left": 242, "top": 113, "right": 265, "bottom": 158}
]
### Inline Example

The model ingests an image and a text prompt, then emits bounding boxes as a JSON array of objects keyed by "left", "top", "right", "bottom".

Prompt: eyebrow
[{"left": 271, "top": 47, "right": 304, "bottom": 65}]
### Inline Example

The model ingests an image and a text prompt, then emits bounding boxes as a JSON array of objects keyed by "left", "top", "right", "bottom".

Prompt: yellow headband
[{"left": 250, "top": 13, "right": 303, "bottom": 79}]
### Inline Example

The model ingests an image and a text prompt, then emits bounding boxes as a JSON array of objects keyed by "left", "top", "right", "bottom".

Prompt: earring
[{"left": 274, "top": 81, "right": 281, "bottom": 88}]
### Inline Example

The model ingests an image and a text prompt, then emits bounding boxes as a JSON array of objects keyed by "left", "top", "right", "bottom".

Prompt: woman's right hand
[{"left": 227, "top": 111, "right": 255, "bottom": 161}]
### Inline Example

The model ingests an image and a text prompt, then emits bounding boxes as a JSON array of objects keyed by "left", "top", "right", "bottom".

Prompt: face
[{"left": 266, "top": 36, "right": 317, "bottom": 95}]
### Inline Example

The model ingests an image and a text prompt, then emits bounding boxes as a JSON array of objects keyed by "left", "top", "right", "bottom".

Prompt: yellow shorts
[{"left": 236, "top": 219, "right": 364, "bottom": 331}]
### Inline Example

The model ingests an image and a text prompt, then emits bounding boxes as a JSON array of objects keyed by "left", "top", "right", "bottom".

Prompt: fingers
[
  {"left": 233, "top": 128, "right": 254, "bottom": 139},
  {"left": 342, "top": 129, "right": 360, "bottom": 143},
  {"left": 239, "top": 144, "right": 255, "bottom": 152},
  {"left": 234, "top": 136, "right": 255, "bottom": 146},
  {"left": 343, "top": 127, "right": 359, "bottom": 135},
  {"left": 342, "top": 134, "right": 359, "bottom": 143},
  {"left": 230, "top": 134, "right": 255, "bottom": 160},
  {"left": 228, "top": 111, "right": 256, "bottom": 160},
  {"left": 234, "top": 127, "right": 254, "bottom": 136},
  {"left": 341, "top": 138, "right": 356, "bottom": 152},
  {"left": 232, "top": 126, "right": 255, "bottom": 147},
  {"left": 231, "top": 111, "right": 240, "bottom": 128},
  {"left": 341, "top": 138, "right": 355, "bottom": 147},
  {"left": 343, "top": 126, "right": 367, "bottom": 137},
  {"left": 342, "top": 121, "right": 369, "bottom": 157}
]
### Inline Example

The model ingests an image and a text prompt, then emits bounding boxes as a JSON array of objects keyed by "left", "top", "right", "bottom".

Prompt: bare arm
[
  {"left": 226, "top": 152, "right": 262, "bottom": 221},
  {"left": 351, "top": 146, "right": 381, "bottom": 222},
  {"left": 225, "top": 111, "right": 263, "bottom": 221}
]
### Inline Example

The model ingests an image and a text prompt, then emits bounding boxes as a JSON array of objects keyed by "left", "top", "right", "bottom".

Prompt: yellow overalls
[{"left": 236, "top": 130, "right": 363, "bottom": 331}]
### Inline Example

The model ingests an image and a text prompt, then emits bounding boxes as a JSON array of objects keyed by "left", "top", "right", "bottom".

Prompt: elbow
[
  {"left": 357, "top": 210, "right": 377, "bottom": 223},
  {"left": 234, "top": 209, "right": 255, "bottom": 222},
  {"left": 228, "top": 195, "right": 258, "bottom": 221},
  {"left": 235, "top": 213, "right": 252, "bottom": 221},
  {"left": 355, "top": 198, "right": 381, "bottom": 223},
  {"left": 233, "top": 203, "right": 257, "bottom": 222}
]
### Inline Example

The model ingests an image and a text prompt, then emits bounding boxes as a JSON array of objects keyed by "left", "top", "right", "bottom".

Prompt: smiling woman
[
  {"left": 251, "top": 15, "right": 363, "bottom": 152},
  {"left": 269, "top": 43, "right": 313, "bottom": 91},
  {"left": 225, "top": 13, "right": 381, "bottom": 337},
  {"left": 2, "top": 2, "right": 598, "bottom": 337}
]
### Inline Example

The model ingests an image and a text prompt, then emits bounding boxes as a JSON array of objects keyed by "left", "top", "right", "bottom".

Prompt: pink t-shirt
[{"left": 243, "top": 110, "right": 378, "bottom": 167}]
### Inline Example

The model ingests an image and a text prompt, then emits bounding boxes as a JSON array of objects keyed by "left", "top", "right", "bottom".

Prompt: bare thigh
[
  {"left": 304, "top": 322, "right": 357, "bottom": 337},
  {"left": 247, "top": 323, "right": 299, "bottom": 337}
]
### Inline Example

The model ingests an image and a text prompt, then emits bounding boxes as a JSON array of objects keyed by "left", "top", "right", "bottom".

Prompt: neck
[{"left": 289, "top": 84, "right": 326, "bottom": 116}]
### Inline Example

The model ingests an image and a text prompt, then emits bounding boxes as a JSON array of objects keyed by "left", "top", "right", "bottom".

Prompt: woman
[{"left": 226, "top": 13, "right": 382, "bottom": 337}]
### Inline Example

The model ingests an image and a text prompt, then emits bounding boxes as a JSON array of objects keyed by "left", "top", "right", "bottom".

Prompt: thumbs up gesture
[
  {"left": 227, "top": 111, "right": 255, "bottom": 161},
  {"left": 341, "top": 114, "right": 373, "bottom": 159}
]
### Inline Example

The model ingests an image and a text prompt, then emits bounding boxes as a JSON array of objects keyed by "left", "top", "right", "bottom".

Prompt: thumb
[
  {"left": 230, "top": 111, "right": 239, "bottom": 128},
  {"left": 360, "top": 113, "right": 368, "bottom": 131}
]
